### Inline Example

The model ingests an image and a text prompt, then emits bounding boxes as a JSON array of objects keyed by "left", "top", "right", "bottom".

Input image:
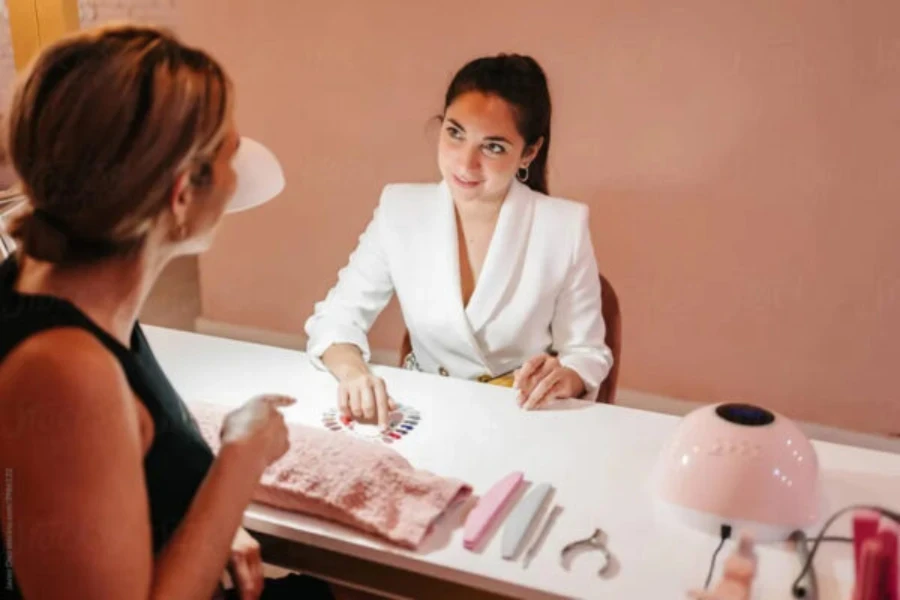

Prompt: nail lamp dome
[{"left": 654, "top": 403, "right": 821, "bottom": 542}]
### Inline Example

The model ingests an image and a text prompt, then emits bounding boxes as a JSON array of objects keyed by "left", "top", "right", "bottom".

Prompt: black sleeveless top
[{"left": 0, "top": 256, "right": 214, "bottom": 598}]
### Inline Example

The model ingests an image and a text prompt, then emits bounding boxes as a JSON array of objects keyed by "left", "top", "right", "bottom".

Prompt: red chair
[{"left": 597, "top": 273, "right": 621, "bottom": 404}]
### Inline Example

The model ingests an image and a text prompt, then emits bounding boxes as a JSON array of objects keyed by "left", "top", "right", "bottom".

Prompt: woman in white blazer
[{"left": 305, "top": 54, "right": 613, "bottom": 428}]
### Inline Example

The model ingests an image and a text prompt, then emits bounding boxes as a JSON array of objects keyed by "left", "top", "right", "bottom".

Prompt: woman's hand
[
  {"left": 220, "top": 394, "right": 295, "bottom": 469},
  {"left": 337, "top": 370, "right": 397, "bottom": 429},
  {"left": 321, "top": 343, "right": 396, "bottom": 429},
  {"left": 226, "top": 527, "right": 263, "bottom": 600},
  {"left": 513, "top": 354, "right": 585, "bottom": 410}
]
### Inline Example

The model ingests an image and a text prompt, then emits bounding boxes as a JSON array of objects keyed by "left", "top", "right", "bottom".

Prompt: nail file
[
  {"left": 524, "top": 504, "right": 562, "bottom": 569},
  {"left": 463, "top": 471, "right": 524, "bottom": 550},
  {"left": 502, "top": 482, "right": 553, "bottom": 559}
]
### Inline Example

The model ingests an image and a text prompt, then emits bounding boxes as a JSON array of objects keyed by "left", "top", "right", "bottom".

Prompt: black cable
[
  {"left": 704, "top": 524, "right": 732, "bottom": 589},
  {"left": 791, "top": 505, "right": 900, "bottom": 598},
  {"left": 791, "top": 530, "right": 819, "bottom": 600},
  {"left": 792, "top": 531, "right": 854, "bottom": 600}
]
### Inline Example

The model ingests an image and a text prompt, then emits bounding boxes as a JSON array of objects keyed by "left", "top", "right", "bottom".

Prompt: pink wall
[{"left": 179, "top": 1, "right": 900, "bottom": 434}]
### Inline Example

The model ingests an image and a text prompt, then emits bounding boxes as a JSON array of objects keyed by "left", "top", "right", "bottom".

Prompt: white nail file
[{"left": 501, "top": 483, "right": 553, "bottom": 560}]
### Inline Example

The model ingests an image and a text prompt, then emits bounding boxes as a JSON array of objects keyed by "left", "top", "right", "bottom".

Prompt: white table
[{"left": 144, "top": 325, "right": 900, "bottom": 600}]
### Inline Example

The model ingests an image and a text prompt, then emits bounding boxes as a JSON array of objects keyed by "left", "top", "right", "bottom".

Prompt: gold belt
[
  {"left": 433, "top": 360, "right": 517, "bottom": 388},
  {"left": 476, "top": 372, "right": 516, "bottom": 387}
]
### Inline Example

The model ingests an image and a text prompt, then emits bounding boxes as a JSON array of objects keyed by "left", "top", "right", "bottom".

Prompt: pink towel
[{"left": 189, "top": 401, "right": 471, "bottom": 549}]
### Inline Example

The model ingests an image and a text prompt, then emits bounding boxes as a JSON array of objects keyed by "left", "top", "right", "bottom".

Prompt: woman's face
[
  {"left": 205, "top": 121, "right": 241, "bottom": 220},
  {"left": 438, "top": 91, "right": 539, "bottom": 203},
  {"left": 177, "top": 117, "right": 240, "bottom": 253}
]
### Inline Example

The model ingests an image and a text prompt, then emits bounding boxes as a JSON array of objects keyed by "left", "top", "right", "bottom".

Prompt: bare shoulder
[
  {"left": 0, "top": 328, "right": 152, "bottom": 598},
  {"left": 0, "top": 327, "right": 139, "bottom": 448}
]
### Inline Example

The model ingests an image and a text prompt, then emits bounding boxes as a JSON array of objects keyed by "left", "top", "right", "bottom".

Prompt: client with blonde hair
[{"left": 0, "top": 24, "right": 332, "bottom": 599}]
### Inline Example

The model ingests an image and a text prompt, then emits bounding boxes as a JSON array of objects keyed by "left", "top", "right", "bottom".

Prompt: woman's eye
[
  {"left": 484, "top": 143, "right": 506, "bottom": 155},
  {"left": 446, "top": 127, "right": 463, "bottom": 140}
]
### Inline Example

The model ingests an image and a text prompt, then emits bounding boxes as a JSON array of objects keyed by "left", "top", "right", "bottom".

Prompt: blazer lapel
[
  {"left": 464, "top": 180, "right": 535, "bottom": 333},
  {"left": 434, "top": 181, "right": 491, "bottom": 367}
]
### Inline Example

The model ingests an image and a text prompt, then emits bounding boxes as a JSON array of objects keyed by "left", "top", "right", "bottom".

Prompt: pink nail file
[{"left": 463, "top": 471, "right": 524, "bottom": 550}]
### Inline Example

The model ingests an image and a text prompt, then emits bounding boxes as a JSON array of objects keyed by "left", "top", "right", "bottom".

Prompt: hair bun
[
  {"left": 9, "top": 208, "right": 123, "bottom": 265},
  {"left": 9, "top": 208, "right": 70, "bottom": 264}
]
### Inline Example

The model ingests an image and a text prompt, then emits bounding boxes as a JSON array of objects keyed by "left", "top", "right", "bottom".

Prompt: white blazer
[{"left": 304, "top": 180, "right": 613, "bottom": 400}]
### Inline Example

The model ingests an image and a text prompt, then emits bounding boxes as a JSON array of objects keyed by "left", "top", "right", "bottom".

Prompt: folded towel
[{"left": 189, "top": 401, "right": 471, "bottom": 549}]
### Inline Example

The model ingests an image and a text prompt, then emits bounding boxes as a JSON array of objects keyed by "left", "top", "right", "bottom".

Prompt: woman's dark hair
[{"left": 443, "top": 54, "right": 552, "bottom": 194}]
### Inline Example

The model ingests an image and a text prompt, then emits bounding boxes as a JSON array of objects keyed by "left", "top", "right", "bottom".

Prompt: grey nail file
[{"left": 502, "top": 483, "right": 553, "bottom": 560}]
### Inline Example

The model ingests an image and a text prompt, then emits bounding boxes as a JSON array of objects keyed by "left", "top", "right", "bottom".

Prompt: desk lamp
[{"left": 0, "top": 137, "right": 284, "bottom": 259}]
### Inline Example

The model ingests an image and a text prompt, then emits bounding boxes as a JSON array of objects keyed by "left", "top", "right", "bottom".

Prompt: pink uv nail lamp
[{"left": 654, "top": 403, "right": 821, "bottom": 542}]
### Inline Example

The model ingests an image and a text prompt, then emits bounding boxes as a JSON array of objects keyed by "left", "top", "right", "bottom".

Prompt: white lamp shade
[{"left": 226, "top": 137, "right": 285, "bottom": 214}]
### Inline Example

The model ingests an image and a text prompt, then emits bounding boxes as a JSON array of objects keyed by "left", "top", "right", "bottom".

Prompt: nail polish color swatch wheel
[{"left": 321, "top": 403, "right": 421, "bottom": 444}]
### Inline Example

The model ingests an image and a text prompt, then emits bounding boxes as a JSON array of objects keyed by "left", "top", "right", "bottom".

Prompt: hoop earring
[{"left": 517, "top": 165, "right": 530, "bottom": 183}]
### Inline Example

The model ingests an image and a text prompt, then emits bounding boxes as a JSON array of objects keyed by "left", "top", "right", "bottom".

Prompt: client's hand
[
  {"left": 513, "top": 354, "right": 585, "bottom": 410},
  {"left": 337, "top": 371, "right": 397, "bottom": 430},
  {"left": 221, "top": 394, "right": 295, "bottom": 468},
  {"left": 227, "top": 527, "right": 263, "bottom": 600}
]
